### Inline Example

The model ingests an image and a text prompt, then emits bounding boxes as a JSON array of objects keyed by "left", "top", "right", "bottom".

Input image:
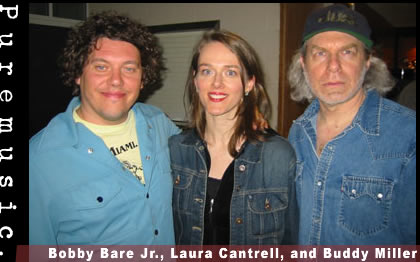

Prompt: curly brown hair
[{"left": 58, "top": 11, "right": 164, "bottom": 95}]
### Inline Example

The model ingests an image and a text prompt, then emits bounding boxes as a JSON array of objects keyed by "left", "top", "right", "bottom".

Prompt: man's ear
[
  {"left": 366, "top": 55, "right": 371, "bottom": 70},
  {"left": 299, "top": 55, "right": 305, "bottom": 70}
]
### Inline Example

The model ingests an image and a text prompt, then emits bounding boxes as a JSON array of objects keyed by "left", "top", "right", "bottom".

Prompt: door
[{"left": 277, "top": 3, "right": 324, "bottom": 137}]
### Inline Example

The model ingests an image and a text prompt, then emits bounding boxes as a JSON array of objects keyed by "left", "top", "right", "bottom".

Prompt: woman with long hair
[{"left": 169, "top": 30, "right": 298, "bottom": 245}]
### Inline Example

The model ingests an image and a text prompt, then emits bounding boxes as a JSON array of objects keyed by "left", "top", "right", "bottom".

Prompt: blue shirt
[
  {"left": 29, "top": 97, "right": 180, "bottom": 245},
  {"left": 288, "top": 90, "right": 416, "bottom": 245}
]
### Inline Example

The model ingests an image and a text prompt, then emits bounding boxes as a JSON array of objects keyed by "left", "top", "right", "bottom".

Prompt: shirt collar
[{"left": 296, "top": 89, "right": 381, "bottom": 136}]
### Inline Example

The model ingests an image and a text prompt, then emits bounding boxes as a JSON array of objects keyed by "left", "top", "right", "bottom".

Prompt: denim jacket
[
  {"left": 169, "top": 129, "right": 299, "bottom": 245},
  {"left": 288, "top": 90, "right": 416, "bottom": 245}
]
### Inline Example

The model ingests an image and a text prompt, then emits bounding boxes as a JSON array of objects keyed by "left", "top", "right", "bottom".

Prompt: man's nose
[
  {"left": 327, "top": 54, "right": 342, "bottom": 73},
  {"left": 110, "top": 68, "right": 122, "bottom": 86}
]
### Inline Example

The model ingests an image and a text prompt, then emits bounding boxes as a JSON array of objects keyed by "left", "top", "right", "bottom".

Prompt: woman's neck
[{"left": 204, "top": 117, "right": 235, "bottom": 147}]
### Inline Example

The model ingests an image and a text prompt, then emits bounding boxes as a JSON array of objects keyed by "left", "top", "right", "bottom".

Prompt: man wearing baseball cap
[{"left": 287, "top": 4, "right": 416, "bottom": 244}]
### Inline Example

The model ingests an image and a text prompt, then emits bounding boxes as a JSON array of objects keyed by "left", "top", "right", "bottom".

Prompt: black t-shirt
[{"left": 202, "top": 144, "right": 243, "bottom": 245}]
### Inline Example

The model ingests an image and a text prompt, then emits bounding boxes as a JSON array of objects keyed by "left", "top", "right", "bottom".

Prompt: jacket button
[
  {"left": 198, "top": 145, "right": 204, "bottom": 151},
  {"left": 377, "top": 193, "right": 383, "bottom": 199},
  {"left": 239, "top": 164, "right": 246, "bottom": 172},
  {"left": 235, "top": 218, "right": 243, "bottom": 224},
  {"left": 87, "top": 148, "right": 94, "bottom": 154},
  {"left": 174, "top": 175, "right": 180, "bottom": 185},
  {"left": 146, "top": 155, "right": 151, "bottom": 160},
  {"left": 265, "top": 199, "right": 271, "bottom": 210},
  {"left": 97, "top": 196, "right": 103, "bottom": 203}
]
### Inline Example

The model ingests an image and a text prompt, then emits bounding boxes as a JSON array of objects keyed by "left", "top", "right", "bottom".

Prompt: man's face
[
  {"left": 301, "top": 31, "right": 370, "bottom": 106},
  {"left": 76, "top": 37, "right": 143, "bottom": 125}
]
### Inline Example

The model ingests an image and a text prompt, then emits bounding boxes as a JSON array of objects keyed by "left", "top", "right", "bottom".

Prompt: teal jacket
[{"left": 29, "top": 97, "right": 180, "bottom": 245}]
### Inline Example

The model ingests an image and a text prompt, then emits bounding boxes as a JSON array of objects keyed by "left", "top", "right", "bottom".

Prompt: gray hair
[{"left": 287, "top": 47, "right": 396, "bottom": 103}]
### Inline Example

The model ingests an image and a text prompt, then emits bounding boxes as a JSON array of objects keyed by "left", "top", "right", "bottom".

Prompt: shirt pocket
[
  {"left": 58, "top": 177, "right": 132, "bottom": 244},
  {"left": 246, "top": 190, "right": 288, "bottom": 240},
  {"left": 339, "top": 175, "right": 394, "bottom": 238}
]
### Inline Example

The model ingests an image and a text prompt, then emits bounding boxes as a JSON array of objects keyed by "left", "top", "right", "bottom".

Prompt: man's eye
[
  {"left": 316, "top": 51, "right": 326, "bottom": 56},
  {"left": 342, "top": 49, "right": 355, "bottom": 55},
  {"left": 124, "top": 67, "right": 137, "bottom": 72},
  {"left": 95, "top": 65, "right": 107, "bottom": 71}
]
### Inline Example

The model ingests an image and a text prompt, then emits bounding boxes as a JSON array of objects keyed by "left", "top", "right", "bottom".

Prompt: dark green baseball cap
[{"left": 302, "top": 4, "right": 373, "bottom": 49}]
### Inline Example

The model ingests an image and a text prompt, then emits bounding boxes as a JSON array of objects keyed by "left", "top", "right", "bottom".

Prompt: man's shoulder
[
  {"left": 374, "top": 96, "right": 417, "bottom": 137},
  {"left": 132, "top": 102, "right": 167, "bottom": 119},
  {"left": 29, "top": 112, "right": 74, "bottom": 156},
  {"left": 363, "top": 96, "right": 416, "bottom": 156},
  {"left": 380, "top": 96, "right": 416, "bottom": 121}
]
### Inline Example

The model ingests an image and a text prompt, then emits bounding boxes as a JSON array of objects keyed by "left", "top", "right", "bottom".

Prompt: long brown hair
[{"left": 185, "top": 30, "right": 271, "bottom": 157}]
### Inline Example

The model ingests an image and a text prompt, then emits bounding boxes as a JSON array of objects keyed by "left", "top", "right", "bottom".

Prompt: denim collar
[
  {"left": 179, "top": 129, "right": 264, "bottom": 163},
  {"left": 296, "top": 89, "right": 381, "bottom": 136}
]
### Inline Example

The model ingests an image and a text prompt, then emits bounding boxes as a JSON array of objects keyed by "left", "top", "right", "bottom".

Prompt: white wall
[{"left": 89, "top": 3, "right": 280, "bottom": 128}]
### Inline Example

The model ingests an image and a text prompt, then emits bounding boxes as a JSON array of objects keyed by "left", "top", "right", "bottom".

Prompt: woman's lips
[{"left": 208, "top": 92, "right": 227, "bottom": 102}]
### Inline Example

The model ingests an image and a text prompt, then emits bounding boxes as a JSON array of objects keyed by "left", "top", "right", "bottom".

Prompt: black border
[
  {"left": 147, "top": 20, "right": 220, "bottom": 34},
  {"left": 0, "top": 2, "right": 28, "bottom": 261}
]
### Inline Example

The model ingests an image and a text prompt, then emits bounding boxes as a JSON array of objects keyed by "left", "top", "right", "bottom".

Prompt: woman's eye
[
  {"left": 201, "top": 69, "right": 212, "bottom": 75},
  {"left": 226, "top": 70, "right": 237, "bottom": 77}
]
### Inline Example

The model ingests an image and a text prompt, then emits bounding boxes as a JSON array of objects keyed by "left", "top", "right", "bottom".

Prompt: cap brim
[{"left": 304, "top": 28, "right": 373, "bottom": 48}]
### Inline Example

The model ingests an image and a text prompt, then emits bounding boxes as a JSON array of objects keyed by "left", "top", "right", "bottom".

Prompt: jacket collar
[{"left": 296, "top": 89, "right": 382, "bottom": 136}]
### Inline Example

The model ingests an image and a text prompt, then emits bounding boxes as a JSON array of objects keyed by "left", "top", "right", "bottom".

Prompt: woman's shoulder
[
  {"left": 169, "top": 128, "right": 197, "bottom": 145},
  {"left": 260, "top": 129, "right": 296, "bottom": 157}
]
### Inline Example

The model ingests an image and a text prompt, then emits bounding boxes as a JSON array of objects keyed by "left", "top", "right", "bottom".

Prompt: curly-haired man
[{"left": 29, "top": 11, "right": 180, "bottom": 245}]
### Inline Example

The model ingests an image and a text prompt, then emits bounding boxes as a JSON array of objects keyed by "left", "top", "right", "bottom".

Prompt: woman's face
[{"left": 194, "top": 41, "right": 254, "bottom": 120}]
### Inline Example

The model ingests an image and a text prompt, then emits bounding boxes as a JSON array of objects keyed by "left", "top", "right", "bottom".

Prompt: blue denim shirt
[
  {"left": 169, "top": 130, "right": 299, "bottom": 245},
  {"left": 30, "top": 97, "right": 180, "bottom": 245},
  {"left": 288, "top": 90, "right": 416, "bottom": 245}
]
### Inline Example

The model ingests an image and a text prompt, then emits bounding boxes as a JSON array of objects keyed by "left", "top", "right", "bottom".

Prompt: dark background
[{"left": 29, "top": 24, "right": 72, "bottom": 139}]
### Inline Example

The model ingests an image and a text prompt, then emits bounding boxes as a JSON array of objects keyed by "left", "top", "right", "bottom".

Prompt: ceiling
[{"left": 367, "top": 3, "right": 416, "bottom": 28}]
